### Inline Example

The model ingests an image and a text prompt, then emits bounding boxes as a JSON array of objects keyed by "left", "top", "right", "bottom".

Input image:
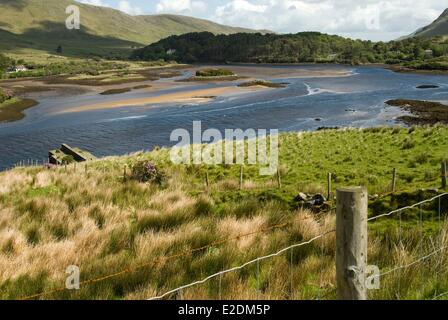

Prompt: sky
[{"left": 77, "top": 0, "right": 447, "bottom": 41}]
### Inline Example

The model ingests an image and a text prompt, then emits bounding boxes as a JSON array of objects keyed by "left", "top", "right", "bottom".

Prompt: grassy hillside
[
  {"left": 0, "top": 0, "right": 261, "bottom": 58},
  {"left": 410, "top": 8, "right": 448, "bottom": 39},
  {"left": 0, "top": 127, "right": 447, "bottom": 300}
]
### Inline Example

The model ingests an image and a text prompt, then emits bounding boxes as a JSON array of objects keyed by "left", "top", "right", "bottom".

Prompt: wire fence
[
  {"left": 147, "top": 192, "right": 448, "bottom": 300},
  {"left": 148, "top": 230, "right": 336, "bottom": 300},
  {"left": 17, "top": 191, "right": 448, "bottom": 300},
  {"left": 20, "top": 221, "right": 293, "bottom": 300}
]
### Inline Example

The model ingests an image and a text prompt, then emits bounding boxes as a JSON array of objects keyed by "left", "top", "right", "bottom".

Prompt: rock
[
  {"left": 309, "top": 194, "right": 326, "bottom": 206},
  {"left": 295, "top": 193, "right": 331, "bottom": 212},
  {"left": 294, "top": 192, "right": 309, "bottom": 202},
  {"left": 416, "top": 84, "right": 439, "bottom": 89}
]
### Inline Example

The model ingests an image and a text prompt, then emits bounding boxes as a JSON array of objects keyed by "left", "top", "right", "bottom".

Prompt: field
[{"left": 0, "top": 127, "right": 447, "bottom": 300}]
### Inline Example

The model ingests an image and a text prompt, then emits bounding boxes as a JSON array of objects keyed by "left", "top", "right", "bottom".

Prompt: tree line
[{"left": 131, "top": 32, "right": 448, "bottom": 68}]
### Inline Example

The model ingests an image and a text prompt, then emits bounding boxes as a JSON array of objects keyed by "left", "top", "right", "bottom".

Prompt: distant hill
[
  {"left": 404, "top": 8, "right": 448, "bottom": 39},
  {"left": 0, "top": 0, "right": 262, "bottom": 58}
]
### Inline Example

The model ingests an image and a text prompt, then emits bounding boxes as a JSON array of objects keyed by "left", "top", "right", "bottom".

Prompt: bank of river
[{"left": 0, "top": 64, "right": 447, "bottom": 170}]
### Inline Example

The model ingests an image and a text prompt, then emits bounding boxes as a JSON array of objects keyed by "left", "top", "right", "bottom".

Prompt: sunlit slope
[{"left": 0, "top": 0, "right": 260, "bottom": 57}]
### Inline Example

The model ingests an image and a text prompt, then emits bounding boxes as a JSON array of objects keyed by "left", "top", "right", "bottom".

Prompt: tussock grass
[{"left": 0, "top": 127, "right": 448, "bottom": 299}]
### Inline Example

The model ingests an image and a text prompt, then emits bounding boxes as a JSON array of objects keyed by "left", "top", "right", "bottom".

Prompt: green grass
[
  {"left": 0, "top": 126, "right": 447, "bottom": 300},
  {"left": 238, "top": 80, "right": 288, "bottom": 88},
  {"left": 196, "top": 69, "right": 235, "bottom": 77},
  {"left": 0, "top": 97, "right": 38, "bottom": 122}
]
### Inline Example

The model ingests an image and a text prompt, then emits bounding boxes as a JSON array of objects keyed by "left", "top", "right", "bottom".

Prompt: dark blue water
[{"left": 1, "top": 64, "right": 448, "bottom": 171}]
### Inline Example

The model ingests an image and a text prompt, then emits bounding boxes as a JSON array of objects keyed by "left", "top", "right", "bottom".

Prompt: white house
[{"left": 7, "top": 65, "right": 28, "bottom": 73}]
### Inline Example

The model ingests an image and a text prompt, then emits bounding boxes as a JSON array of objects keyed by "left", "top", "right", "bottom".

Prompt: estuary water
[{"left": 1, "top": 64, "right": 448, "bottom": 170}]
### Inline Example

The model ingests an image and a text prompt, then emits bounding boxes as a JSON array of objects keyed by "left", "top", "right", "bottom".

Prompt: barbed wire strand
[
  {"left": 432, "top": 290, "right": 448, "bottom": 300},
  {"left": 368, "top": 193, "right": 448, "bottom": 222},
  {"left": 148, "top": 229, "right": 336, "bottom": 300},
  {"left": 375, "top": 245, "right": 447, "bottom": 278},
  {"left": 20, "top": 221, "right": 293, "bottom": 300}
]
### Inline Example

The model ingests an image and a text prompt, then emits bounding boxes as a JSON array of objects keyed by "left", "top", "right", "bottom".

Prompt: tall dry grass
[{"left": 0, "top": 133, "right": 447, "bottom": 300}]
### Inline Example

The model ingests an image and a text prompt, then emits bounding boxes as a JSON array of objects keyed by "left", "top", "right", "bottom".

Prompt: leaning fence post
[
  {"left": 336, "top": 186, "right": 368, "bottom": 300},
  {"left": 205, "top": 170, "right": 210, "bottom": 188},
  {"left": 392, "top": 168, "right": 397, "bottom": 193},
  {"left": 327, "top": 172, "right": 332, "bottom": 200},
  {"left": 442, "top": 161, "right": 447, "bottom": 190}
]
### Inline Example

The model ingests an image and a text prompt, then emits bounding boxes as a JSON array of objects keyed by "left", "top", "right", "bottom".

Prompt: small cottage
[{"left": 7, "top": 65, "right": 28, "bottom": 73}]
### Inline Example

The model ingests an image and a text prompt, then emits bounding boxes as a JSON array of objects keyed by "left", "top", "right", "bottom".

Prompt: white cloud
[
  {"left": 212, "top": 0, "right": 446, "bottom": 41},
  {"left": 118, "top": 0, "right": 143, "bottom": 15},
  {"left": 156, "top": 0, "right": 208, "bottom": 16},
  {"left": 75, "top": 0, "right": 447, "bottom": 40}
]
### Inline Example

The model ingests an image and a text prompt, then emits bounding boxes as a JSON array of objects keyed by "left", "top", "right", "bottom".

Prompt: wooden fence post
[
  {"left": 336, "top": 186, "right": 368, "bottom": 300},
  {"left": 327, "top": 172, "right": 332, "bottom": 200},
  {"left": 205, "top": 171, "right": 210, "bottom": 188},
  {"left": 277, "top": 168, "right": 282, "bottom": 189},
  {"left": 392, "top": 168, "right": 397, "bottom": 193},
  {"left": 442, "top": 161, "right": 447, "bottom": 190},
  {"left": 240, "top": 165, "right": 244, "bottom": 190},
  {"left": 123, "top": 165, "right": 127, "bottom": 182}
]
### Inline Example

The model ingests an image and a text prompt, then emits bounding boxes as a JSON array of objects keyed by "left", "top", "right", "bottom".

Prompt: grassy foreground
[{"left": 0, "top": 127, "right": 447, "bottom": 300}]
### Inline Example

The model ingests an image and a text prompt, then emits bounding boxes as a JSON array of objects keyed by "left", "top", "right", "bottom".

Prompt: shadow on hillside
[{"left": 0, "top": 21, "right": 142, "bottom": 58}]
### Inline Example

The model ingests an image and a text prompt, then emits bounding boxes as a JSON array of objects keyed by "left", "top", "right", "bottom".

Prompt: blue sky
[{"left": 77, "top": 0, "right": 447, "bottom": 41}]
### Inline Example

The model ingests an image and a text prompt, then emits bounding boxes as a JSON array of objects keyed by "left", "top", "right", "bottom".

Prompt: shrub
[
  {"left": 414, "top": 153, "right": 430, "bottom": 165},
  {"left": 402, "top": 138, "right": 416, "bottom": 150},
  {"left": 0, "top": 87, "right": 13, "bottom": 104},
  {"left": 131, "top": 161, "right": 164, "bottom": 184},
  {"left": 196, "top": 69, "right": 234, "bottom": 77}
]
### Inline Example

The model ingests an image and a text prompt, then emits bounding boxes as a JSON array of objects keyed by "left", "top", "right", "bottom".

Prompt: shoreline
[
  {"left": 385, "top": 99, "right": 448, "bottom": 125},
  {"left": 4, "top": 62, "right": 445, "bottom": 120},
  {"left": 0, "top": 98, "right": 39, "bottom": 123}
]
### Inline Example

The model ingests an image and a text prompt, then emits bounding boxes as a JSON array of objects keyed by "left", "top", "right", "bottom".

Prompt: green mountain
[
  {"left": 0, "top": 0, "right": 261, "bottom": 58},
  {"left": 407, "top": 8, "right": 448, "bottom": 39}
]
